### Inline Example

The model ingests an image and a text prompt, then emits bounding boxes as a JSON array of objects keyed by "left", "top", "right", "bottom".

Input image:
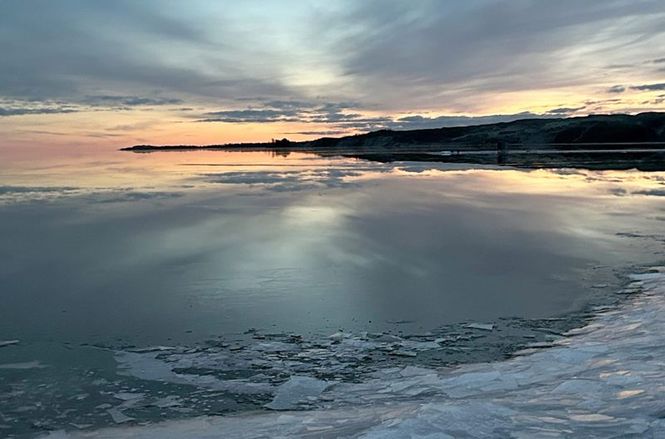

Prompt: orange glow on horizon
[{"left": 1, "top": 86, "right": 664, "bottom": 151}]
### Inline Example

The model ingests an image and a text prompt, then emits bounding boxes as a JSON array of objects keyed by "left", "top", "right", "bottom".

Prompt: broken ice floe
[
  {"left": 265, "top": 376, "right": 330, "bottom": 410},
  {"left": 42, "top": 267, "right": 665, "bottom": 437},
  {"left": 113, "top": 316, "right": 573, "bottom": 399},
  {"left": 106, "top": 408, "right": 134, "bottom": 425},
  {"left": 105, "top": 393, "right": 145, "bottom": 424}
]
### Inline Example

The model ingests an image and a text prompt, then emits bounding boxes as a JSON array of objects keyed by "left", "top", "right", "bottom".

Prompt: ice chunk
[
  {"left": 328, "top": 332, "right": 346, "bottom": 342},
  {"left": 265, "top": 376, "right": 330, "bottom": 410},
  {"left": 373, "top": 333, "right": 403, "bottom": 343},
  {"left": 630, "top": 272, "right": 663, "bottom": 281},
  {"left": 0, "top": 339, "right": 19, "bottom": 348},
  {"left": 113, "top": 392, "right": 144, "bottom": 401},
  {"left": 400, "top": 366, "right": 434, "bottom": 377},
  {"left": 390, "top": 350, "right": 418, "bottom": 357},
  {"left": 70, "top": 423, "right": 93, "bottom": 430},
  {"left": 616, "top": 389, "right": 644, "bottom": 399},
  {"left": 107, "top": 408, "right": 134, "bottom": 424},
  {"left": 152, "top": 395, "right": 182, "bottom": 408},
  {"left": 568, "top": 413, "right": 615, "bottom": 422},
  {"left": 552, "top": 379, "right": 604, "bottom": 394},
  {"left": 464, "top": 323, "right": 494, "bottom": 331}
]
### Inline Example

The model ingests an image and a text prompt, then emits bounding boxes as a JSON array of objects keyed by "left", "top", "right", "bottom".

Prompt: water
[
  {"left": 45, "top": 269, "right": 665, "bottom": 438},
  {"left": 1, "top": 146, "right": 664, "bottom": 437}
]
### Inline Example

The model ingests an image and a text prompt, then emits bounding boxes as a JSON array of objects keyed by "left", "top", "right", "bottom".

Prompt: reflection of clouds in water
[
  {"left": 392, "top": 166, "right": 665, "bottom": 200},
  {"left": 0, "top": 185, "right": 184, "bottom": 205},
  {"left": 163, "top": 164, "right": 665, "bottom": 201},
  {"left": 394, "top": 162, "right": 501, "bottom": 174},
  {"left": 5, "top": 160, "right": 665, "bottom": 204},
  {"left": 94, "top": 191, "right": 183, "bottom": 204},
  {"left": 0, "top": 185, "right": 78, "bottom": 193},
  {"left": 549, "top": 169, "right": 587, "bottom": 176},
  {"left": 0, "top": 185, "right": 84, "bottom": 204},
  {"left": 204, "top": 168, "right": 381, "bottom": 192}
]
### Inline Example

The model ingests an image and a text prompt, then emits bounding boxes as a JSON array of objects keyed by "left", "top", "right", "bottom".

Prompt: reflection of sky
[
  {"left": 1, "top": 150, "right": 665, "bottom": 343},
  {"left": 0, "top": 147, "right": 377, "bottom": 203},
  {"left": 2, "top": 146, "right": 665, "bottom": 202}
]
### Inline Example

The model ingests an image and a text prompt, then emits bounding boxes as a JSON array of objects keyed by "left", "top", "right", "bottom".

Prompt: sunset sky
[{"left": 1, "top": 0, "right": 665, "bottom": 148}]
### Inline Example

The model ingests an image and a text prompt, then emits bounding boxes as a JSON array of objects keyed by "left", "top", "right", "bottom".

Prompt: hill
[
  {"left": 303, "top": 112, "right": 665, "bottom": 150},
  {"left": 121, "top": 113, "right": 665, "bottom": 170}
]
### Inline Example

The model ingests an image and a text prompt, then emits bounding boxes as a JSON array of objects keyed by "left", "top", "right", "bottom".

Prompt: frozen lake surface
[{"left": 1, "top": 147, "right": 664, "bottom": 437}]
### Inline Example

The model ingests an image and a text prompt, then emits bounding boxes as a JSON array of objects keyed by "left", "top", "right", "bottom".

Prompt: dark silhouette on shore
[{"left": 122, "top": 112, "right": 665, "bottom": 171}]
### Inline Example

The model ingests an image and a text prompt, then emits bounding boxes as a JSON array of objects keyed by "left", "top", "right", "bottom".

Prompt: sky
[{"left": 1, "top": 0, "right": 665, "bottom": 148}]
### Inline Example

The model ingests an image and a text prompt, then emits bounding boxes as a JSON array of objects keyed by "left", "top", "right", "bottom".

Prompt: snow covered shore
[{"left": 45, "top": 268, "right": 665, "bottom": 438}]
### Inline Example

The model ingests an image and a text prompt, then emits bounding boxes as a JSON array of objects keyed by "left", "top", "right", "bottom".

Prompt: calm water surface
[{"left": 1, "top": 146, "right": 664, "bottom": 436}]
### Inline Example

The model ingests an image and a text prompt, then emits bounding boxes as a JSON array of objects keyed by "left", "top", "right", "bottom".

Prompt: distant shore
[{"left": 121, "top": 112, "right": 665, "bottom": 171}]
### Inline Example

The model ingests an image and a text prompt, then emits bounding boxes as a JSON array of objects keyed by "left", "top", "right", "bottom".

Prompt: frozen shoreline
[{"left": 44, "top": 267, "right": 665, "bottom": 438}]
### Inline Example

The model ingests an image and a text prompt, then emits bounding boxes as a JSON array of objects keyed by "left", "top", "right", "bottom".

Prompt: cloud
[
  {"left": 607, "top": 85, "right": 626, "bottom": 93},
  {"left": 197, "top": 101, "right": 387, "bottom": 128},
  {"left": 196, "top": 99, "right": 586, "bottom": 133},
  {"left": 387, "top": 112, "right": 545, "bottom": 130},
  {"left": 200, "top": 109, "right": 301, "bottom": 123},
  {"left": 634, "top": 189, "right": 665, "bottom": 196},
  {"left": 0, "top": 95, "right": 184, "bottom": 118},
  {"left": 543, "top": 107, "right": 586, "bottom": 115},
  {"left": 0, "top": 1, "right": 299, "bottom": 105},
  {"left": 582, "top": 97, "right": 625, "bottom": 112},
  {"left": 197, "top": 101, "right": 402, "bottom": 131},
  {"left": 82, "top": 95, "right": 184, "bottom": 107},
  {"left": 2, "top": 1, "right": 664, "bottom": 113},
  {"left": 641, "top": 96, "right": 665, "bottom": 105},
  {"left": 289, "top": 130, "right": 348, "bottom": 136},
  {"left": 0, "top": 107, "right": 78, "bottom": 117},
  {"left": 2, "top": 1, "right": 665, "bottom": 143},
  {"left": 316, "top": 0, "right": 665, "bottom": 110},
  {"left": 631, "top": 82, "right": 665, "bottom": 91}
]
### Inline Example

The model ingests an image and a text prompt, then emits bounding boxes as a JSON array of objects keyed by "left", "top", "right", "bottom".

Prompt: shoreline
[
  {"left": 43, "top": 266, "right": 665, "bottom": 438},
  {"left": 121, "top": 145, "right": 665, "bottom": 172}
]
